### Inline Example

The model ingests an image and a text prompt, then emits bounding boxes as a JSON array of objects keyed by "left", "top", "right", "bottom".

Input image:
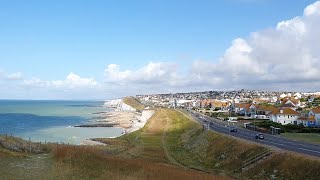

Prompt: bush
[{"left": 253, "top": 121, "right": 320, "bottom": 133}]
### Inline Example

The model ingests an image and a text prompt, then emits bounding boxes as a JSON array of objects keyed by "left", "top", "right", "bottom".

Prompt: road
[{"left": 187, "top": 110, "right": 320, "bottom": 158}]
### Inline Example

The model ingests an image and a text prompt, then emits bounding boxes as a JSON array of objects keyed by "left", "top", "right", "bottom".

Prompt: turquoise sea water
[{"left": 0, "top": 100, "right": 123, "bottom": 144}]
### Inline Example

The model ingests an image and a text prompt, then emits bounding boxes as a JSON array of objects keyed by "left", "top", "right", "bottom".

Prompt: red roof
[
  {"left": 235, "top": 103, "right": 251, "bottom": 110},
  {"left": 271, "top": 108, "right": 299, "bottom": 115},
  {"left": 311, "top": 107, "right": 320, "bottom": 113}
]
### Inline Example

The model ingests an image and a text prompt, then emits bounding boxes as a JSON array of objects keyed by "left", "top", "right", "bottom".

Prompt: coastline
[{"left": 80, "top": 99, "right": 154, "bottom": 145}]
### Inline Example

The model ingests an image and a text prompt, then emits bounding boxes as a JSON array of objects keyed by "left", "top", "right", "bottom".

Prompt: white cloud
[
  {"left": 105, "top": 62, "right": 181, "bottom": 86},
  {"left": 5, "top": 72, "right": 23, "bottom": 80},
  {"left": 104, "top": 1, "right": 320, "bottom": 93},
  {"left": 23, "top": 72, "right": 98, "bottom": 89},
  {"left": 3, "top": 1, "right": 320, "bottom": 99},
  {"left": 304, "top": 1, "right": 320, "bottom": 16},
  {"left": 0, "top": 69, "right": 23, "bottom": 81},
  {"left": 187, "top": 1, "right": 320, "bottom": 91}
]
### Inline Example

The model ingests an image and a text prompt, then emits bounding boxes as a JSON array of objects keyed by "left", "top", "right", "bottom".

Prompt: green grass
[
  {"left": 281, "top": 133, "right": 320, "bottom": 144},
  {"left": 165, "top": 109, "right": 266, "bottom": 177},
  {"left": 123, "top": 96, "right": 145, "bottom": 110}
]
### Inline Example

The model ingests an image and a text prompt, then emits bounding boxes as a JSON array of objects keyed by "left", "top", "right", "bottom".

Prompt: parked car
[{"left": 255, "top": 133, "right": 264, "bottom": 139}]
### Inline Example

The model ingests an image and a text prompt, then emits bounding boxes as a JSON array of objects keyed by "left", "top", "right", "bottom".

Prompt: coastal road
[{"left": 185, "top": 110, "right": 320, "bottom": 158}]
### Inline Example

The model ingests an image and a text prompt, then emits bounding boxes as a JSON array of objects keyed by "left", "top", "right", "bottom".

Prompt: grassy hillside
[
  {"left": 243, "top": 153, "right": 320, "bottom": 179},
  {"left": 0, "top": 135, "right": 53, "bottom": 179},
  {"left": 123, "top": 96, "right": 145, "bottom": 110},
  {"left": 1, "top": 109, "right": 320, "bottom": 179}
]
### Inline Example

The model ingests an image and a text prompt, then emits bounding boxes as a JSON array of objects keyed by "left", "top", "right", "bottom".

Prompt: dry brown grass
[
  {"left": 243, "top": 153, "right": 320, "bottom": 179},
  {"left": 52, "top": 145, "right": 229, "bottom": 180}
]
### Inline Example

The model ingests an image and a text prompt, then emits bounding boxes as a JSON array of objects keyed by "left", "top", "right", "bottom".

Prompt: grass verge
[{"left": 281, "top": 133, "right": 320, "bottom": 144}]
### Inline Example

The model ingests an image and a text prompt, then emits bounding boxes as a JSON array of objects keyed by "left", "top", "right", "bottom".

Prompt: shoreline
[{"left": 79, "top": 100, "right": 154, "bottom": 145}]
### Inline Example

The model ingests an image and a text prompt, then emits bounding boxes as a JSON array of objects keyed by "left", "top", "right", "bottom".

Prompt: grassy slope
[
  {"left": 164, "top": 109, "right": 266, "bottom": 177},
  {"left": 1, "top": 109, "right": 320, "bottom": 179},
  {"left": 51, "top": 110, "right": 227, "bottom": 180},
  {"left": 0, "top": 135, "right": 53, "bottom": 179},
  {"left": 123, "top": 96, "right": 145, "bottom": 110},
  {"left": 281, "top": 133, "right": 320, "bottom": 144},
  {"left": 243, "top": 153, "right": 320, "bottom": 179}
]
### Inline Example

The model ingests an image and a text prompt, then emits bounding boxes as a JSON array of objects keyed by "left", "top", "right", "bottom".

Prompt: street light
[{"left": 228, "top": 122, "right": 230, "bottom": 136}]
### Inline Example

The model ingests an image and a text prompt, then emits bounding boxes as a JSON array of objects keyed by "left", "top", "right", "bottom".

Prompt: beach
[
  {"left": 80, "top": 99, "right": 154, "bottom": 145},
  {"left": 97, "top": 109, "right": 155, "bottom": 134}
]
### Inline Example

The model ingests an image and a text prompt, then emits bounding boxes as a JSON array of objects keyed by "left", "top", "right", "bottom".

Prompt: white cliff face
[
  {"left": 105, "top": 99, "right": 155, "bottom": 134},
  {"left": 104, "top": 99, "right": 122, "bottom": 108},
  {"left": 119, "top": 102, "right": 136, "bottom": 112},
  {"left": 104, "top": 99, "right": 136, "bottom": 112}
]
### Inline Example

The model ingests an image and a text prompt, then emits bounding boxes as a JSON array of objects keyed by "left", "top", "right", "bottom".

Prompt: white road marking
[{"left": 297, "top": 148, "right": 320, "bottom": 154}]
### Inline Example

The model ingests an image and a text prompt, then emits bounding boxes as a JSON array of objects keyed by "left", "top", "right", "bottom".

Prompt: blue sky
[{"left": 0, "top": 0, "right": 319, "bottom": 99}]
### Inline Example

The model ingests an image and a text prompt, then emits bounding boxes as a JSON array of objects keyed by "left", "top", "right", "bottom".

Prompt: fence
[
  {"left": 242, "top": 149, "right": 272, "bottom": 171},
  {"left": 0, "top": 133, "right": 71, "bottom": 154}
]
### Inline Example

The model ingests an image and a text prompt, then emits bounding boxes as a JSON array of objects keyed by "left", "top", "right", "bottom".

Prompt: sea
[{"left": 0, "top": 100, "right": 123, "bottom": 145}]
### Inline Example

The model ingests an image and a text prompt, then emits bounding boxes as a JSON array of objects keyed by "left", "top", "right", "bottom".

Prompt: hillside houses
[{"left": 136, "top": 90, "right": 320, "bottom": 127}]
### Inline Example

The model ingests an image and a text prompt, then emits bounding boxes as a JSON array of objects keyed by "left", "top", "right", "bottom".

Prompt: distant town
[{"left": 136, "top": 90, "right": 320, "bottom": 128}]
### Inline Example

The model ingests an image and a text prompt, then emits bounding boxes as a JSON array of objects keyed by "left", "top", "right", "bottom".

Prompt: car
[
  {"left": 255, "top": 133, "right": 264, "bottom": 139},
  {"left": 209, "top": 122, "right": 214, "bottom": 125},
  {"left": 229, "top": 126, "right": 237, "bottom": 132}
]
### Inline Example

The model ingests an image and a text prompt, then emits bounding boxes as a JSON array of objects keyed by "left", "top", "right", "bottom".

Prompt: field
[
  {"left": 1, "top": 109, "right": 320, "bottom": 179},
  {"left": 281, "top": 133, "right": 320, "bottom": 144}
]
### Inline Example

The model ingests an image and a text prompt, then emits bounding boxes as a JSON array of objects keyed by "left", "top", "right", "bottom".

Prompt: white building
[{"left": 270, "top": 108, "right": 299, "bottom": 125}]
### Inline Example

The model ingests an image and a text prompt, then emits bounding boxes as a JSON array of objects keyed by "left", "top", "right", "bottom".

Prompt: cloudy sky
[{"left": 0, "top": 0, "right": 319, "bottom": 100}]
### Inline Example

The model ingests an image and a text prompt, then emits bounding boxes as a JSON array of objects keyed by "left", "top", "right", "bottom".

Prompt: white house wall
[{"left": 272, "top": 114, "right": 298, "bottom": 125}]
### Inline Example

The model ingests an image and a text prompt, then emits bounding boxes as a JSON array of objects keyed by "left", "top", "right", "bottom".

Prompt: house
[
  {"left": 200, "top": 99, "right": 211, "bottom": 108},
  {"left": 253, "top": 105, "right": 278, "bottom": 119},
  {"left": 280, "top": 97, "right": 301, "bottom": 109},
  {"left": 270, "top": 108, "right": 299, "bottom": 125},
  {"left": 200, "top": 99, "right": 230, "bottom": 110},
  {"left": 211, "top": 100, "right": 230, "bottom": 110},
  {"left": 309, "top": 107, "right": 320, "bottom": 126},
  {"left": 297, "top": 116, "right": 316, "bottom": 127},
  {"left": 234, "top": 103, "right": 251, "bottom": 116}
]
